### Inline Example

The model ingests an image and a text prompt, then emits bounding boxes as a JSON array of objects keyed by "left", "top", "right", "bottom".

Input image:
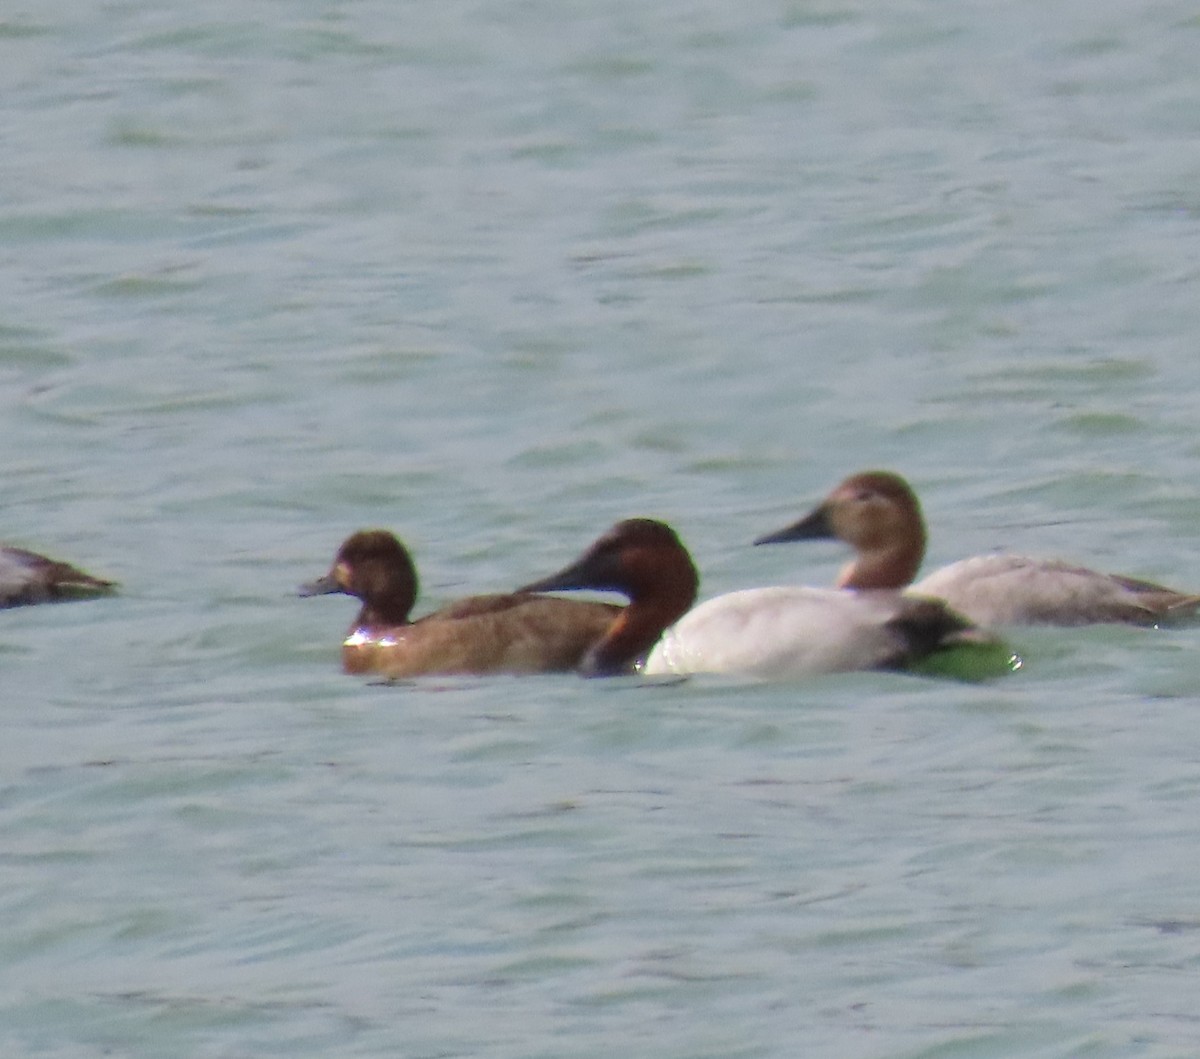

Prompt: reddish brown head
[
  {"left": 517, "top": 518, "right": 699, "bottom": 675},
  {"left": 755, "top": 471, "right": 927, "bottom": 590}
]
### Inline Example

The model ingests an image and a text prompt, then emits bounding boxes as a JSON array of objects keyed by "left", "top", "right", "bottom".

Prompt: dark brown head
[{"left": 300, "top": 529, "right": 419, "bottom": 626}]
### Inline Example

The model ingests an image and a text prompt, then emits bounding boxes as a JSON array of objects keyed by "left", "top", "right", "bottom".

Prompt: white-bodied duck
[
  {"left": 526, "top": 518, "right": 1004, "bottom": 680},
  {"left": 755, "top": 470, "right": 1200, "bottom": 627}
]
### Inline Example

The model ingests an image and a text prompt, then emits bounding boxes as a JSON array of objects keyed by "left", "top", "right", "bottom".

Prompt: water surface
[{"left": 3, "top": 1, "right": 1200, "bottom": 1055}]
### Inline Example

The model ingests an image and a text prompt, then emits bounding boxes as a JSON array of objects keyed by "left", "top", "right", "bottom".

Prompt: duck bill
[
  {"left": 516, "top": 552, "right": 615, "bottom": 595},
  {"left": 298, "top": 571, "right": 342, "bottom": 597},
  {"left": 753, "top": 505, "right": 834, "bottom": 545},
  {"left": 515, "top": 560, "right": 592, "bottom": 595}
]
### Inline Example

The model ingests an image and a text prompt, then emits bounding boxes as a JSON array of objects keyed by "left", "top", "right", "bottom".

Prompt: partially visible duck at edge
[
  {"left": 523, "top": 519, "right": 1001, "bottom": 681},
  {"left": 755, "top": 470, "right": 1200, "bottom": 627},
  {"left": 0, "top": 545, "right": 115, "bottom": 608},
  {"left": 301, "top": 521, "right": 696, "bottom": 678}
]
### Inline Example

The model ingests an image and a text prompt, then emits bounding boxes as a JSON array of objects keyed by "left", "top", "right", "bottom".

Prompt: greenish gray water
[{"left": 3, "top": 1, "right": 1200, "bottom": 1056}]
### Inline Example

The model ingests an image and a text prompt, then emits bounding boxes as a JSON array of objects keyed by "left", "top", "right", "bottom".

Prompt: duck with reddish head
[
  {"left": 756, "top": 470, "right": 1200, "bottom": 627},
  {"left": 525, "top": 518, "right": 1003, "bottom": 681}
]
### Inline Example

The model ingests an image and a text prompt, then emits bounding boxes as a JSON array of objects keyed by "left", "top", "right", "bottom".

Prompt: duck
[
  {"left": 0, "top": 545, "right": 115, "bottom": 608},
  {"left": 520, "top": 518, "right": 1001, "bottom": 680},
  {"left": 754, "top": 470, "right": 1200, "bottom": 627},
  {"left": 301, "top": 529, "right": 618, "bottom": 677},
  {"left": 302, "top": 523, "right": 694, "bottom": 678}
]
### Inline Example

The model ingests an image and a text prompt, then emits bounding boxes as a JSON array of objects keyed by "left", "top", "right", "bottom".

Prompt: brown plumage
[{"left": 301, "top": 529, "right": 620, "bottom": 678}]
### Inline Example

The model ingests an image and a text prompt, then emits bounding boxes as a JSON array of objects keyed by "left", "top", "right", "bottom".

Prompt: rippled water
[{"left": 4, "top": 1, "right": 1200, "bottom": 1055}]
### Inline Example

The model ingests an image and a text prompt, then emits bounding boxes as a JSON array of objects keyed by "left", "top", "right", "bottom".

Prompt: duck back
[
  {"left": 912, "top": 555, "right": 1200, "bottom": 627},
  {"left": 643, "top": 586, "right": 986, "bottom": 680},
  {"left": 346, "top": 595, "right": 621, "bottom": 677}
]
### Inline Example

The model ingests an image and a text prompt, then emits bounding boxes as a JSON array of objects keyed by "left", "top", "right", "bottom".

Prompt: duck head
[
  {"left": 300, "top": 529, "right": 419, "bottom": 626},
  {"left": 754, "top": 470, "right": 927, "bottom": 590},
  {"left": 517, "top": 518, "right": 699, "bottom": 676}
]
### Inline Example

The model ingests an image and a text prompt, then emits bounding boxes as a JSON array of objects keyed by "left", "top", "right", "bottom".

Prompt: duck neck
[
  {"left": 356, "top": 597, "right": 413, "bottom": 629},
  {"left": 353, "top": 562, "right": 418, "bottom": 628},
  {"left": 581, "top": 599, "right": 685, "bottom": 677},
  {"left": 838, "top": 538, "right": 924, "bottom": 591}
]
